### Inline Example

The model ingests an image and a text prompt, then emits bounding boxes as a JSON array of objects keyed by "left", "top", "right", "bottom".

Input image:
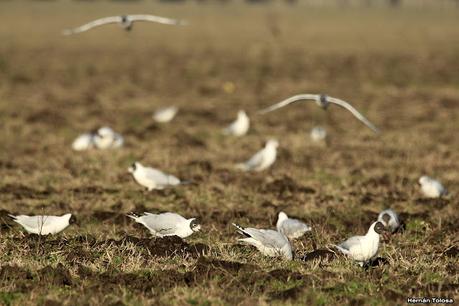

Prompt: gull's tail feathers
[{"left": 232, "top": 223, "right": 251, "bottom": 238}]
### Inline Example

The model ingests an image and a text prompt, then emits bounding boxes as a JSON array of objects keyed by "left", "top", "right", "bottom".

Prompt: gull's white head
[
  {"left": 128, "top": 162, "right": 142, "bottom": 173},
  {"left": 266, "top": 139, "right": 279, "bottom": 148},
  {"left": 97, "top": 126, "right": 115, "bottom": 138},
  {"left": 278, "top": 211, "right": 288, "bottom": 223},
  {"left": 190, "top": 218, "right": 201, "bottom": 232},
  {"left": 238, "top": 110, "right": 247, "bottom": 118},
  {"left": 310, "top": 126, "right": 327, "bottom": 142},
  {"left": 419, "top": 175, "right": 430, "bottom": 185}
]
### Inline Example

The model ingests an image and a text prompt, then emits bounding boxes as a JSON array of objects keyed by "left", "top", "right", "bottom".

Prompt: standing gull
[
  {"left": 419, "top": 175, "right": 447, "bottom": 198},
  {"left": 377, "top": 209, "right": 401, "bottom": 233},
  {"left": 128, "top": 212, "right": 200, "bottom": 238},
  {"left": 9, "top": 213, "right": 76, "bottom": 235},
  {"left": 310, "top": 126, "right": 327, "bottom": 142},
  {"left": 153, "top": 106, "right": 179, "bottom": 123},
  {"left": 276, "top": 212, "right": 311, "bottom": 239},
  {"left": 72, "top": 133, "right": 95, "bottom": 151},
  {"left": 128, "top": 162, "right": 187, "bottom": 191},
  {"left": 63, "top": 14, "right": 187, "bottom": 35},
  {"left": 258, "top": 94, "right": 380, "bottom": 133},
  {"left": 223, "top": 110, "right": 250, "bottom": 137},
  {"left": 334, "top": 221, "right": 386, "bottom": 266},
  {"left": 93, "top": 126, "right": 124, "bottom": 149},
  {"left": 232, "top": 223, "right": 293, "bottom": 260},
  {"left": 236, "top": 139, "right": 278, "bottom": 172}
]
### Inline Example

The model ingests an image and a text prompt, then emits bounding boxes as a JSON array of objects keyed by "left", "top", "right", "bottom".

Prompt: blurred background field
[{"left": 0, "top": 1, "right": 458, "bottom": 305}]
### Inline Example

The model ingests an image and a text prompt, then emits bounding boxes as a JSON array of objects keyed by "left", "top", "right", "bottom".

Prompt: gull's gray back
[{"left": 141, "top": 213, "right": 185, "bottom": 234}]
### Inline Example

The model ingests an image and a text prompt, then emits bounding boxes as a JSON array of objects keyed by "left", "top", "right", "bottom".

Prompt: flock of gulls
[{"left": 7, "top": 13, "right": 449, "bottom": 268}]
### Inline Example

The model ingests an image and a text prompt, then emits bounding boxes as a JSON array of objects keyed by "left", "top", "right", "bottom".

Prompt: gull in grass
[
  {"left": 377, "top": 209, "right": 401, "bottom": 234},
  {"left": 236, "top": 139, "right": 278, "bottom": 172},
  {"left": 232, "top": 223, "right": 293, "bottom": 260},
  {"left": 419, "top": 175, "right": 447, "bottom": 198},
  {"left": 93, "top": 126, "right": 124, "bottom": 149},
  {"left": 276, "top": 212, "right": 311, "bottom": 239},
  {"left": 128, "top": 162, "right": 190, "bottom": 191},
  {"left": 72, "top": 132, "right": 95, "bottom": 151},
  {"left": 72, "top": 126, "right": 123, "bottom": 151},
  {"left": 9, "top": 213, "right": 76, "bottom": 235},
  {"left": 259, "top": 94, "right": 380, "bottom": 133},
  {"left": 334, "top": 221, "right": 387, "bottom": 266},
  {"left": 127, "top": 212, "right": 200, "bottom": 238},
  {"left": 223, "top": 110, "right": 250, "bottom": 137},
  {"left": 153, "top": 106, "right": 179, "bottom": 123},
  {"left": 63, "top": 14, "right": 187, "bottom": 35},
  {"left": 310, "top": 126, "right": 327, "bottom": 142}
]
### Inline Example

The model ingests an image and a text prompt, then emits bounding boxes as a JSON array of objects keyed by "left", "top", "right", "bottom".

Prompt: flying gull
[
  {"left": 259, "top": 94, "right": 380, "bottom": 133},
  {"left": 63, "top": 14, "right": 187, "bottom": 35}
]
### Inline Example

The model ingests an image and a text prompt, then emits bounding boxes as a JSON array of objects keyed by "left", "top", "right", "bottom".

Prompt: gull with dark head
[
  {"left": 276, "top": 212, "right": 311, "bottom": 239},
  {"left": 127, "top": 212, "right": 200, "bottom": 238},
  {"left": 128, "top": 162, "right": 188, "bottom": 191},
  {"left": 9, "top": 213, "right": 76, "bottom": 235},
  {"left": 377, "top": 209, "right": 401, "bottom": 233},
  {"left": 63, "top": 14, "right": 187, "bottom": 35},
  {"left": 236, "top": 139, "right": 278, "bottom": 172},
  {"left": 334, "top": 221, "right": 387, "bottom": 266},
  {"left": 259, "top": 94, "right": 380, "bottom": 133},
  {"left": 233, "top": 223, "right": 293, "bottom": 260}
]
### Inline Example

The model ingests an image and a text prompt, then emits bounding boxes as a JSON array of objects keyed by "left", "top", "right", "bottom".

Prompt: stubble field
[{"left": 0, "top": 2, "right": 458, "bottom": 305}]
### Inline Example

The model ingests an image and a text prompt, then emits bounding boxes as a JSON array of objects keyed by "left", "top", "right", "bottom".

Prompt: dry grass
[{"left": 0, "top": 1, "right": 458, "bottom": 305}]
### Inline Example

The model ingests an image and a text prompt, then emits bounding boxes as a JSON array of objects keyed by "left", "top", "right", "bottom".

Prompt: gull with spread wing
[
  {"left": 63, "top": 14, "right": 187, "bottom": 35},
  {"left": 259, "top": 94, "right": 380, "bottom": 133}
]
